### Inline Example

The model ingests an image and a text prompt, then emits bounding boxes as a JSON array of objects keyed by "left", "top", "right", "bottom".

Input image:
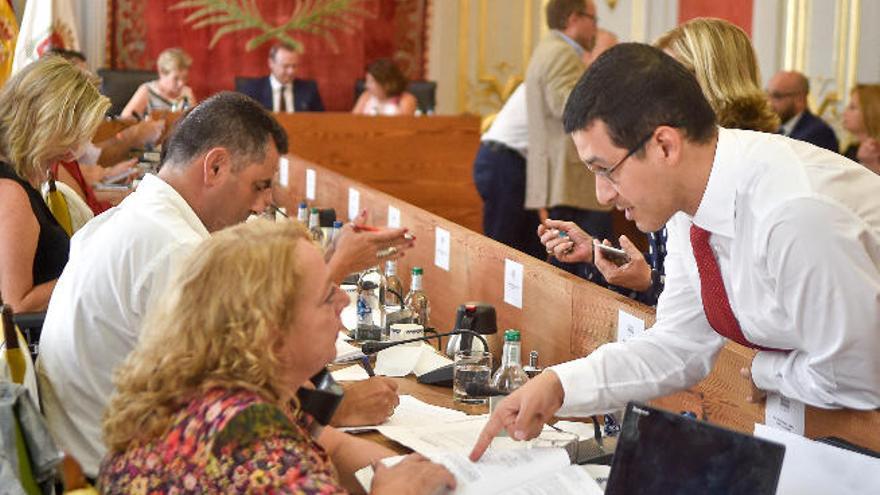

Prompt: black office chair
[
  {"left": 96, "top": 68, "right": 157, "bottom": 117},
  {"left": 353, "top": 79, "right": 437, "bottom": 114},
  {"left": 12, "top": 311, "right": 45, "bottom": 361}
]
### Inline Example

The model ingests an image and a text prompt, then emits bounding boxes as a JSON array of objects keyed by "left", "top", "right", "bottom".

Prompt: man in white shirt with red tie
[{"left": 471, "top": 43, "right": 880, "bottom": 459}]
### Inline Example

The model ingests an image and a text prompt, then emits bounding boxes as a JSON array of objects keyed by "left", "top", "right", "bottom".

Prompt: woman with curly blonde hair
[
  {"left": 655, "top": 17, "right": 779, "bottom": 133},
  {"left": 99, "top": 220, "right": 455, "bottom": 494},
  {"left": 0, "top": 56, "right": 110, "bottom": 311}
]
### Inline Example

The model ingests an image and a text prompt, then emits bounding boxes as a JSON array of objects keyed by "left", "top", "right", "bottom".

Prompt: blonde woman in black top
[{"left": 0, "top": 56, "right": 110, "bottom": 311}]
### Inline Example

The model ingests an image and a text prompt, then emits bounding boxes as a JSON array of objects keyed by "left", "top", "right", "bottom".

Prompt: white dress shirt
[
  {"left": 270, "top": 74, "right": 294, "bottom": 113},
  {"left": 551, "top": 128, "right": 880, "bottom": 414},
  {"left": 780, "top": 111, "right": 804, "bottom": 136},
  {"left": 37, "top": 174, "right": 210, "bottom": 476},
  {"left": 481, "top": 83, "right": 528, "bottom": 157}
]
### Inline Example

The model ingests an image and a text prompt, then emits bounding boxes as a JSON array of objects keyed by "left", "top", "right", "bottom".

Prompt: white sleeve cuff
[
  {"left": 751, "top": 351, "right": 786, "bottom": 394},
  {"left": 548, "top": 358, "right": 600, "bottom": 417}
]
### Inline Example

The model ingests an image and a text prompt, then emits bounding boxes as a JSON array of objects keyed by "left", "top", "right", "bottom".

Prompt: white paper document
[
  {"left": 334, "top": 334, "right": 364, "bottom": 362},
  {"left": 330, "top": 365, "right": 371, "bottom": 382},
  {"left": 435, "top": 226, "right": 451, "bottom": 271},
  {"left": 356, "top": 448, "right": 602, "bottom": 495},
  {"left": 503, "top": 259, "right": 523, "bottom": 309},
  {"left": 340, "top": 394, "right": 468, "bottom": 433},
  {"left": 373, "top": 342, "right": 452, "bottom": 378},
  {"left": 754, "top": 423, "right": 880, "bottom": 494},
  {"left": 305, "top": 168, "right": 316, "bottom": 200},
  {"left": 764, "top": 393, "right": 805, "bottom": 435},
  {"left": 387, "top": 205, "right": 401, "bottom": 228}
]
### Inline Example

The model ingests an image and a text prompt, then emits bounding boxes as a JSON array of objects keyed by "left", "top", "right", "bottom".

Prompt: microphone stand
[{"left": 361, "top": 329, "right": 489, "bottom": 355}]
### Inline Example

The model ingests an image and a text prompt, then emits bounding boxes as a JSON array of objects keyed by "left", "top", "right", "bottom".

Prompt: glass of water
[{"left": 453, "top": 350, "right": 492, "bottom": 404}]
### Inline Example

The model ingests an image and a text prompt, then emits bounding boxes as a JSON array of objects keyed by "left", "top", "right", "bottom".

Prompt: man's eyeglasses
[
  {"left": 577, "top": 10, "right": 597, "bottom": 22},
  {"left": 766, "top": 91, "right": 801, "bottom": 100},
  {"left": 584, "top": 130, "right": 654, "bottom": 185}
]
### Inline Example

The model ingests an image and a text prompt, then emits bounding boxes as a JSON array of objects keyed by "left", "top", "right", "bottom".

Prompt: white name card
[
  {"left": 434, "top": 227, "right": 450, "bottom": 271},
  {"left": 504, "top": 259, "right": 524, "bottom": 309},
  {"left": 305, "top": 168, "right": 316, "bottom": 200}
]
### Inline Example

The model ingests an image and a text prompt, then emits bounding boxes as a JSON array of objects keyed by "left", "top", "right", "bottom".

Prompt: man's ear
[
  {"left": 202, "top": 148, "right": 232, "bottom": 187},
  {"left": 654, "top": 125, "right": 683, "bottom": 168}
]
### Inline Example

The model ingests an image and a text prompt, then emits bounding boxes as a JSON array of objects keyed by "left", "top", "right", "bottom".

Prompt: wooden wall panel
[{"left": 275, "top": 113, "right": 483, "bottom": 233}]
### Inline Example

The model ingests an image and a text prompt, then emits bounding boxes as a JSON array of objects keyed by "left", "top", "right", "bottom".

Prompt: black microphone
[{"left": 360, "top": 329, "right": 489, "bottom": 355}]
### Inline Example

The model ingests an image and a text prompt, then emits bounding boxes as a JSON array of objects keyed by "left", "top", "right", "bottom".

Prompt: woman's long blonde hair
[
  {"left": 103, "top": 220, "right": 311, "bottom": 452},
  {"left": 0, "top": 56, "right": 110, "bottom": 183},
  {"left": 853, "top": 84, "right": 880, "bottom": 141},
  {"left": 656, "top": 18, "right": 779, "bottom": 133}
]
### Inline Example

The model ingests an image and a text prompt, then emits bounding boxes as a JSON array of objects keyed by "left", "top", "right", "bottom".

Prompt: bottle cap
[
  {"left": 504, "top": 329, "right": 521, "bottom": 342},
  {"left": 412, "top": 267, "right": 423, "bottom": 275},
  {"left": 299, "top": 201, "right": 307, "bottom": 208},
  {"left": 333, "top": 221, "right": 343, "bottom": 228},
  {"left": 310, "top": 207, "right": 319, "bottom": 213}
]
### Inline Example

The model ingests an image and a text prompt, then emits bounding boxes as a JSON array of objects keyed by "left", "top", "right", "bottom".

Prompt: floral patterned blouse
[{"left": 97, "top": 388, "right": 348, "bottom": 494}]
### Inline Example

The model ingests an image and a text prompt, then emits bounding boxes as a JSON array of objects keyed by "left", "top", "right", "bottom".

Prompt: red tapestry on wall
[
  {"left": 106, "top": 0, "right": 428, "bottom": 111},
  {"left": 678, "top": 0, "right": 754, "bottom": 36}
]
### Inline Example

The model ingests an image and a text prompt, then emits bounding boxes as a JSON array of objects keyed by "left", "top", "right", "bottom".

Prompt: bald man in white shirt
[{"left": 472, "top": 43, "right": 880, "bottom": 460}]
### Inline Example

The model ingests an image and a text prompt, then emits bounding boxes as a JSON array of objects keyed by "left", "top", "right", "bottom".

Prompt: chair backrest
[
  {"left": 353, "top": 79, "right": 437, "bottom": 114},
  {"left": 96, "top": 68, "right": 157, "bottom": 117},
  {"left": 234, "top": 76, "right": 263, "bottom": 93}
]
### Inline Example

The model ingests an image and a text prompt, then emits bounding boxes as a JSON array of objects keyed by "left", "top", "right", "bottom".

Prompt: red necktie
[{"left": 690, "top": 224, "right": 782, "bottom": 351}]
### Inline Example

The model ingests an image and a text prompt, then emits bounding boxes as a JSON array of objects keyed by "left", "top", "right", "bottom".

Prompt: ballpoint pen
[
  {"left": 359, "top": 355, "right": 376, "bottom": 377},
  {"left": 351, "top": 223, "right": 415, "bottom": 241}
]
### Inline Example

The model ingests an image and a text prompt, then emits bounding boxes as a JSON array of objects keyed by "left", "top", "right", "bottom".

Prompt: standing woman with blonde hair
[
  {"left": 0, "top": 56, "right": 110, "bottom": 311},
  {"left": 655, "top": 17, "right": 780, "bottom": 133},
  {"left": 121, "top": 47, "right": 197, "bottom": 118}
]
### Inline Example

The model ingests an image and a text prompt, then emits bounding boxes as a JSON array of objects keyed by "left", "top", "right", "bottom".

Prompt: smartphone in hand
[{"left": 595, "top": 243, "right": 630, "bottom": 266}]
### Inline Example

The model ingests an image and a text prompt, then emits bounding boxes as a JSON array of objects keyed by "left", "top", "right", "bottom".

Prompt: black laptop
[{"left": 605, "top": 402, "right": 786, "bottom": 495}]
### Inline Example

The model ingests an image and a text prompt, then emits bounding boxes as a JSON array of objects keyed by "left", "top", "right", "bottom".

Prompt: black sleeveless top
[{"left": 0, "top": 161, "right": 69, "bottom": 285}]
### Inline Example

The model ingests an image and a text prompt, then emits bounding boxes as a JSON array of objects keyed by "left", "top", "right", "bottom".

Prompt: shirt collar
[
  {"left": 136, "top": 174, "right": 210, "bottom": 239},
  {"left": 691, "top": 127, "right": 737, "bottom": 238},
  {"left": 553, "top": 30, "right": 585, "bottom": 58},
  {"left": 780, "top": 111, "right": 803, "bottom": 136},
  {"left": 269, "top": 75, "right": 289, "bottom": 91}
]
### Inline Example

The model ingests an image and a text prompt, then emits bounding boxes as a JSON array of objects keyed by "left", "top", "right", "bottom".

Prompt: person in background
[
  {"left": 352, "top": 58, "right": 418, "bottom": 116},
  {"left": 766, "top": 70, "right": 840, "bottom": 152},
  {"left": 471, "top": 44, "right": 880, "bottom": 461},
  {"left": 238, "top": 42, "right": 325, "bottom": 113},
  {"left": 842, "top": 84, "right": 880, "bottom": 174},
  {"left": 38, "top": 92, "right": 410, "bottom": 478},
  {"left": 472, "top": 83, "right": 544, "bottom": 259},
  {"left": 99, "top": 220, "right": 455, "bottom": 494},
  {"left": 526, "top": 0, "right": 613, "bottom": 281},
  {"left": 121, "top": 47, "right": 196, "bottom": 118},
  {"left": 0, "top": 56, "right": 110, "bottom": 312},
  {"left": 541, "top": 17, "right": 778, "bottom": 306},
  {"left": 42, "top": 48, "right": 162, "bottom": 214}
]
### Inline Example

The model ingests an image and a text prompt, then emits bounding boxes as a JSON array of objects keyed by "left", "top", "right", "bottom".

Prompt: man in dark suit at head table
[
  {"left": 238, "top": 42, "right": 325, "bottom": 113},
  {"left": 767, "top": 70, "right": 839, "bottom": 153}
]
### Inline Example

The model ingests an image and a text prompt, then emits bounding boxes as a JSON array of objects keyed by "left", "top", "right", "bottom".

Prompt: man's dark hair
[
  {"left": 269, "top": 42, "right": 298, "bottom": 61},
  {"left": 563, "top": 43, "right": 716, "bottom": 151},
  {"left": 161, "top": 92, "right": 288, "bottom": 171},
  {"left": 546, "top": 0, "right": 587, "bottom": 30},
  {"left": 44, "top": 47, "right": 86, "bottom": 63}
]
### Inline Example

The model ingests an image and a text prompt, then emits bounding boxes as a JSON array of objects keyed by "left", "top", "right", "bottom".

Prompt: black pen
[{"left": 359, "top": 355, "right": 375, "bottom": 377}]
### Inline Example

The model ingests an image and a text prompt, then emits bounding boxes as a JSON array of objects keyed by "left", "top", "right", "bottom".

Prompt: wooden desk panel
[
  {"left": 283, "top": 158, "right": 880, "bottom": 453},
  {"left": 275, "top": 113, "right": 483, "bottom": 233}
]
